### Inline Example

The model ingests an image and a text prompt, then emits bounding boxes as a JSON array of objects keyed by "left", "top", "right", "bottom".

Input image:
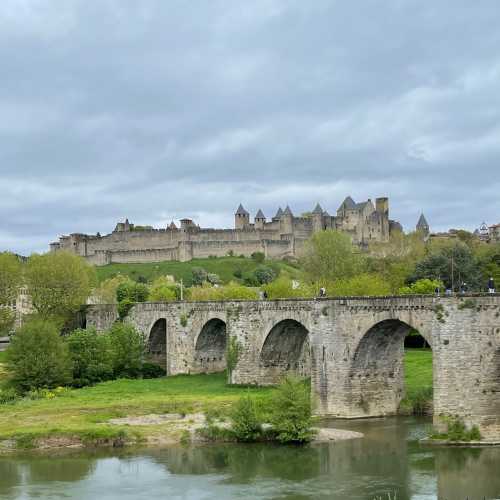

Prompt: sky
[{"left": 1, "top": 0, "right": 500, "bottom": 255}]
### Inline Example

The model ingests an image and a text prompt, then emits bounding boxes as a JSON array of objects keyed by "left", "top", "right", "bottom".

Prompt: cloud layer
[{"left": 1, "top": 1, "right": 500, "bottom": 254}]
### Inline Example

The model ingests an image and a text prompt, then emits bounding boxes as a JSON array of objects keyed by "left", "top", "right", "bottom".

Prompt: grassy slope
[
  {"left": 94, "top": 256, "right": 302, "bottom": 285},
  {"left": 0, "top": 350, "right": 432, "bottom": 446}
]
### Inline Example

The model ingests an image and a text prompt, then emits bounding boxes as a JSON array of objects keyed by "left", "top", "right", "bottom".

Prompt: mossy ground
[
  {"left": 94, "top": 256, "right": 302, "bottom": 285},
  {"left": 0, "top": 350, "right": 432, "bottom": 448}
]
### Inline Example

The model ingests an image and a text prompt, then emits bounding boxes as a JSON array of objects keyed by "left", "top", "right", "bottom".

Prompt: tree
[
  {"left": 116, "top": 281, "right": 149, "bottom": 319},
  {"left": 270, "top": 376, "right": 314, "bottom": 443},
  {"left": 251, "top": 252, "right": 265, "bottom": 264},
  {"left": 231, "top": 395, "right": 261, "bottom": 442},
  {"left": 263, "top": 277, "right": 315, "bottom": 299},
  {"left": 399, "top": 278, "right": 443, "bottom": 295},
  {"left": 66, "top": 328, "right": 114, "bottom": 387},
  {"left": 301, "top": 230, "right": 364, "bottom": 283},
  {"left": 149, "top": 276, "right": 177, "bottom": 302},
  {"left": 191, "top": 267, "right": 208, "bottom": 286},
  {"left": 6, "top": 319, "right": 73, "bottom": 390},
  {"left": 253, "top": 266, "right": 277, "bottom": 285},
  {"left": 0, "top": 252, "right": 23, "bottom": 334},
  {"left": 412, "top": 243, "right": 482, "bottom": 290},
  {"left": 24, "top": 252, "right": 96, "bottom": 325},
  {"left": 92, "top": 274, "right": 133, "bottom": 304},
  {"left": 108, "top": 322, "right": 145, "bottom": 378}
]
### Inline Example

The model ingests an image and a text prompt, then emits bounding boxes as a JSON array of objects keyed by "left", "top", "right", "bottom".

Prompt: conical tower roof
[
  {"left": 339, "top": 196, "right": 356, "bottom": 210},
  {"left": 168, "top": 221, "right": 178, "bottom": 230},
  {"left": 283, "top": 205, "right": 293, "bottom": 217},
  {"left": 255, "top": 209, "right": 266, "bottom": 219},
  {"left": 235, "top": 204, "right": 249, "bottom": 216},
  {"left": 274, "top": 207, "right": 283, "bottom": 219},
  {"left": 312, "top": 203, "right": 323, "bottom": 214},
  {"left": 417, "top": 213, "right": 429, "bottom": 228}
]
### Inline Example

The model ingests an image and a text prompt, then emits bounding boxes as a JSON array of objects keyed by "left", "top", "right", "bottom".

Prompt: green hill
[{"left": 94, "top": 256, "right": 303, "bottom": 286}]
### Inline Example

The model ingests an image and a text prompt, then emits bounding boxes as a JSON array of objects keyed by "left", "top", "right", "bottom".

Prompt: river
[{"left": 1, "top": 417, "right": 499, "bottom": 500}]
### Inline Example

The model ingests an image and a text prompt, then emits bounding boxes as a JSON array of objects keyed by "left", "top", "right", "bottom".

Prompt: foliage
[
  {"left": 251, "top": 252, "right": 265, "bottom": 264},
  {"left": 141, "top": 362, "right": 166, "bottom": 379},
  {"left": 263, "top": 277, "right": 315, "bottom": 299},
  {"left": 207, "top": 273, "right": 221, "bottom": 285},
  {"left": 92, "top": 275, "right": 133, "bottom": 304},
  {"left": 269, "top": 376, "right": 314, "bottom": 443},
  {"left": 0, "top": 387, "right": 19, "bottom": 405},
  {"left": 226, "top": 336, "right": 241, "bottom": 383},
  {"left": 432, "top": 417, "right": 482, "bottom": 442},
  {"left": 399, "top": 278, "right": 443, "bottom": 295},
  {"left": 148, "top": 276, "right": 177, "bottom": 302},
  {"left": 108, "top": 322, "right": 145, "bottom": 378},
  {"left": 302, "top": 230, "right": 364, "bottom": 283},
  {"left": 191, "top": 267, "right": 208, "bottom": 286},
  {"left": 0, "top": 252, "right": 23, "bottom": 333},
  {"left": 412, "top": 243, "right": 482, "bottom": 291},
  {"left": 24, "top": 252, "right": 96, "bottom": 324},
  {"left": 116, "top": 281, "right": 149, "bottom": 319},
  {"left": 6, "top": 319, "right": 73, "bottom": 391},
  {"left": 475, "top": 243, "right": 500, "bottom": 288},
  {"left": 66, "top": 328, "right": 114, "bottom": 387},
  {"left": 328, "top": 273, "right": 391, "bottom": 296},
  {"left": 253, "top": 265, "right": 277, "bottom": 285},
  {"left": 231, "top": 394, "right": 262, "bottom": 442},
  {"left": 189, "top": 282, "right": 259, "bottom": 301}
]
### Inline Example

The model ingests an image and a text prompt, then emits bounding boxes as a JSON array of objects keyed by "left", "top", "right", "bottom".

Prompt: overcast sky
[{"left": 1, "top": 1, "right": 500, "bottom": 255}]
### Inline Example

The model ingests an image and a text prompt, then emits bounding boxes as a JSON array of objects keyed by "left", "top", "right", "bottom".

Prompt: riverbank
[{"left": 0, "top": 350, "right": 432, "bottom": 451}]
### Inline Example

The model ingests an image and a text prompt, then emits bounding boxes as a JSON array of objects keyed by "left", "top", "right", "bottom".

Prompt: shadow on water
[{"left": 1, "top": 417, "right": 500, "bottom": 499}]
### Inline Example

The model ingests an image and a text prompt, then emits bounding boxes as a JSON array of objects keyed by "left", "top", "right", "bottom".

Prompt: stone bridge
[{"left": 86, "top": 295, "right": 500, "bottom": 440}]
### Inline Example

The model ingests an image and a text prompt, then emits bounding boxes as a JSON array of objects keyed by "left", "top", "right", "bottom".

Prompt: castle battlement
[{"left": 50, "top": 196, "right": 399, "bottom": 265}]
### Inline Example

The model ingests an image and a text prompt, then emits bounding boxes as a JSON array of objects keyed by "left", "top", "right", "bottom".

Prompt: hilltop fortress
[{"left": 50, "top": 196, "right": 402, "bottom": 265}]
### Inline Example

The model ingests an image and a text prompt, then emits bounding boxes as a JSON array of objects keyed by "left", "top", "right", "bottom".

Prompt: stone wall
[{"left": 85, "top": 294, "right": 500, "bottom": 440}]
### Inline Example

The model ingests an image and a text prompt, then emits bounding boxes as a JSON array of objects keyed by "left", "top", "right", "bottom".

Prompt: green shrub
[
  {"left": 270, "top": 376, "right": 314, "bottom": 444},
  {"left": 66, "top": 328, "right": 114, "bottom": 387},
  {"left": 149, "top": 276, "right": 177, "bottom": 302},
  {"left": 117, "top": 298, "right": 135, "bottom": 320},
  {"left": 0, "top": 387, "right": 19, "bottom": 404},
  {"left": 231, "top": 395, "right": 262, "bottom": 442},
  {"left": 141, "top": 362, "right": 166, "bottom": 379},
  {"left": 191, "top": 267, "right": 208, "bottom": 286},
  {"left": 251, "top": 252, "right": 265, "bottom": 264},
  {"left": 6, "top": 319, "right": 73, "bottom": 391},
  {"left": 108, "top": 322, "right": 145, "bottom": 378},
  {"left": 399, "top": 278, "right": 443, "bottom": 295},
  {"left": 263, "top": 277, "right": 315, "bottom": 299}
]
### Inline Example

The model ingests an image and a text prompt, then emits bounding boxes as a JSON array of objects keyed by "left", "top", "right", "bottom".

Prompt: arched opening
[
  {"left": 148, "top": 318, "right": 167, "bottom": 371},
  {"left": 349, "top": 319, "right": 433, "bottom": 417},
  {"left": 194, "top": 318, "right": 227, "bottom": 373},
  {"left": 259, "top": 319, "right": 310, "bottom": 384}
]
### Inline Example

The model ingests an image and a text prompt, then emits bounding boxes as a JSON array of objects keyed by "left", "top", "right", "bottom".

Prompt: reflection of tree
[
  {"left": 26, "top": 456, "right": 96, "bottom": 483},
  {"left": 0, "top": 459, "right": 21, "bottom": 497},
  {"left": 437, "top": 447, "right": 500, "bottom": 499}
]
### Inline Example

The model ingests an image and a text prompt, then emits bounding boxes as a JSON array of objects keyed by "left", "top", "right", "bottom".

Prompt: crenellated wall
[{"left": 85, "top": 294, "right": 500, "bottom": 440}]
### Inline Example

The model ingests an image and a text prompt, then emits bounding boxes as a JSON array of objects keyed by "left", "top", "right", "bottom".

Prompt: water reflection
[{"left": 0, "top": 418, "right": 499, "bottom": 500}]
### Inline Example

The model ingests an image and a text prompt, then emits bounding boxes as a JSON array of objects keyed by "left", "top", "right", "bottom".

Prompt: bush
[
  {"left": 231, "top": 395, "right": 262, "bottom": 442},
  {"left": 6, "top": 319, "right": 73, "bottom": 391},
  {"left": 253, "top": 266, "right": 277, "bottom": 285},
  {"left": 251, "top": 252, "right": 265, "bottom": 264},
  {"left": 0, "top": 387, "right": 19, "bottom": 405},
  {"left": 116, "top": 282, "right": 149, "bottom": 303},
  {"left": 191, "top": 267, "right": 208, "bottom": 286},
  {"left": 117, "top": 298, "right": 135, "bottom": 320},
  {"left": 399, "top": 278, "right": 443, "bottom": 295},
  {"left": 263, "top": 277, "right": 315, "bottom": 299},
  {"left": 328, "top": 273, "right": 391, "bottom": 296},
  {"left": 108, "top": 322, "right": 145, "bottom": 378},
  {"left": 149, "top": 276, "right": 177, "bottom": 302},
  {"left": 270, "top": 376, "right": 314, "bottom": 444},
  {"left": 141, "top": 362, "right": 166, "bottom": 379},
  {"left": 207, "top": 273, "right": 221, "bottom": 285},
  {"left": 66, "top": 328, "right": 114, "bottom": 387}
]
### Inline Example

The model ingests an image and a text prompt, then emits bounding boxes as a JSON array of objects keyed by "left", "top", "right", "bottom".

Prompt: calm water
[{"left": 1, "top": 417, "right": 500, "bottom": 500}]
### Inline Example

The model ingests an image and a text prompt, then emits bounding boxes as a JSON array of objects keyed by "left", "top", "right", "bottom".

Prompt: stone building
[{"left": 50, "top": 196, "right": 400, "bottom": 266}]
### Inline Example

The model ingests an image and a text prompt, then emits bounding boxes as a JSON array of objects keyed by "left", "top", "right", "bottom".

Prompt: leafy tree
[
  {"left": 6, "top": 319, "right": 73, "bottom": 390},
  {"left": 108, "top": 322, "right": 145, "bottom": 378},
  {"left": 24, "top": 252, "right": 96, "bottom": 325},
  {"left": 399, "top": 278, "right": 443, "bottom": 295},
  {"left": 270, "top": 376, "right": 314, "bottom": 444},
  {"left": 231, "top": 395, "right": 261, "bottom": 442},
  {"left": 116, "top": 281, "right": 149, "bottom": 318},
  {"left": 93, "top": 275, "right": 133, "bottom": 304},
  {"left": 328, "top": 274, "right": 391, "bottom": 296},
  {"left": 149, "top": 276, "right": 177, "bottom": 302},
  {"left": 66, "top": 328, "right": 113, "bottom": 387},
  {"left": 191, "top": 267, "right": 208, "bottom": 286},
  {"left": 475, "top": 243, "right": 500, "bottom": 289},
  {"left": 207, "top": 273, "right": 221, "bottom": 285},
  {"left": 0, "top": 252, "right": 23, "bottom": 334},
  {"left": 251, "top": 252, "right": 265, "bottom": 264},
  {"left": 302, "top": 230, "right": 364, "bottom": 283},
  {"left": 253, "top": 266, "right": 277, "bottom": 285},
  {"left": 412, "top": 243, "right": 482, "bottom": 290}
]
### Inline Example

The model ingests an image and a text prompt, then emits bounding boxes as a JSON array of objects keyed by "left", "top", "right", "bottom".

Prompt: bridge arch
[
  {"left": 348, "top": 318, "right": 432, "bottom": 417},
  {"left": 148, "top": 318, "right": 167, "bottom": 372},
  {"left": 259, "top": 319, "right": 311, "bottom": 384},
  {"left": 193, "top": 318, "right": 227, "bottom": 373}
]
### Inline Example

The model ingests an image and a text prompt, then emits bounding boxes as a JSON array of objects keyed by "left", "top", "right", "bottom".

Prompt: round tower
[{"left": 235, "top": 204, "right": 250, "bottom": 229}]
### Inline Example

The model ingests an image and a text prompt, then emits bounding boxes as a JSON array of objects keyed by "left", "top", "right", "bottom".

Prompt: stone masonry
[{"left": 86, "top": 294, "right": 500, "bottom": 440}]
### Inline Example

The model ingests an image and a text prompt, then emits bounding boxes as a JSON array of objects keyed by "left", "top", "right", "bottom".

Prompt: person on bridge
[
  {"left": 488, "top": 277, "right": 495, "bottom": 294},
  {"left": 319, "top": 287, "right": 326, "bottom": 298}
]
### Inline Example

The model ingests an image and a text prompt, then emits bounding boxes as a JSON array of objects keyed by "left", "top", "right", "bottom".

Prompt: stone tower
[
  {"left": 280, "top": 206, "right": 294, "bottom": 234},
  {"left": 416, "top": 213, "right": 430, "bottom": 237},
  {"left": 312, "top": 203, "right": 324, "bottom": 232},
  {"left": 255, "top": 209, "right": 266, "bottom": 230},
  {"left": 235, "top": 204, "right": 250, "bottom": 229}
]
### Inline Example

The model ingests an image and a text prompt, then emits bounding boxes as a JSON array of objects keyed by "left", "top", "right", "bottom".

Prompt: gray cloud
[{"left": 1, "top": 0, "right": 500, "bottom": 254}]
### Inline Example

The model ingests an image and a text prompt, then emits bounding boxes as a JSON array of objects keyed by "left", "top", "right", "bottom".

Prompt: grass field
[
  {"left": 94, "top": 256, "right": 302, "bottom": 285},
  {"left": 0, "top": 349, "right": 432, "bottom": 448}
]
